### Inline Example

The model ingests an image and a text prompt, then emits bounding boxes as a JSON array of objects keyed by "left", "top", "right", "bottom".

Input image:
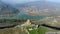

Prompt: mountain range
[
  {"left": 0, "top": 1, "right": 60, "bottom": 18},
  {"left": 0, "top": 1, "right": 19, "bottom": 16},
  {"left": 15, "top": 1, "right": 60, "bottom": 16}
]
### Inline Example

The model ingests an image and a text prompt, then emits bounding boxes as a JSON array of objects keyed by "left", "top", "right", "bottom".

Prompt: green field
[{"left": 29, "top": 26, "right": 59, "bottom": 34}]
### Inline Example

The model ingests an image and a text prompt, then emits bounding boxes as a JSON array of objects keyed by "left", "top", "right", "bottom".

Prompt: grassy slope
[{"left": 29, "top": 26, "right": 59, "bottom": 34}]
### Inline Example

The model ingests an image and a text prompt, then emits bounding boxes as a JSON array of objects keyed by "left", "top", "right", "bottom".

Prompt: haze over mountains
[
  {"left": 0, "top": 1, "right": 19, "bottom": 16},
  {"left": 0, "top": 1, "right": 60, "bottom": 18},
  {"left": 16, "top": 1, "right": 60, "bottom": 16}
]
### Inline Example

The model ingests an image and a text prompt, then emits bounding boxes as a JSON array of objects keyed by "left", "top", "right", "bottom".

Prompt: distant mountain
[
  {"left": 0, "top": 1, "right": 60, "bottom": 19},
  {"left": 0, "top": 1, "right": 19, "bottom": 16},
  {"left": 15, "top": 1, "right": 60, "bottom": 17}
]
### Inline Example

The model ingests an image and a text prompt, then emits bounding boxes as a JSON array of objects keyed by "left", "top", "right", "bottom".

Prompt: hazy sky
[
  {"left": 48, "top": 0, "right": 60, "bottom": 2},
  {"left": 0, "top": 0, "right": 60, "bottom": 4},
  {"left": 0, "top": 0, "right": 39, "bottom": 4}
]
